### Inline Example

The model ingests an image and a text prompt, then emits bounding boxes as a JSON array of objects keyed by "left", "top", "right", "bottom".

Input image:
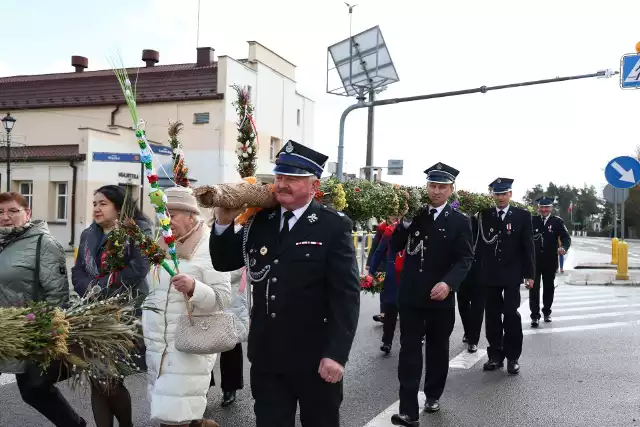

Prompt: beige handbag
[{"left": 174, "top": 299, "right": 239, "bottom": 355}]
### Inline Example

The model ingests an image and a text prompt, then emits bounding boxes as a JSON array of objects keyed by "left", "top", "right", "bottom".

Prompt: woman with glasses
[{"left": 0, "top": 191, "right": 87, "bottom": 427}]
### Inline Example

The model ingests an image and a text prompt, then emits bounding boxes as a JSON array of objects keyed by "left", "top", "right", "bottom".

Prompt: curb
[{"left": 566, "top": 280, "right": 640, "bottom": 287}]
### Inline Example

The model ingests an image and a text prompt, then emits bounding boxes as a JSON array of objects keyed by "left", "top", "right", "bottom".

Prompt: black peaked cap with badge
[
  {"left": 273, "top": 140, "right": 329, "bottom": 179},
  {"left": 424, "top": 162, "right": 460, "bottom": 184},
  {"left": 489, "top": 177, "right": 514, "bottom": 194},
  {"left": 535, "top": 196, "right": 554, "bottom": 207}
]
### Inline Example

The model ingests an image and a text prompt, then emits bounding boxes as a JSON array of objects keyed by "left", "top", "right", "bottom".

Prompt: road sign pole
[
  {"left": 614, "top": 190, "right": 618, "bottom": 238},
  {"left": 621, "top": 197, "right": 626, "bottom": 240}
]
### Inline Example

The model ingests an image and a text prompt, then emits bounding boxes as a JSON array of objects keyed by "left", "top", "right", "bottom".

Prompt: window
[
  {"left": 55, "top": 182, "right": 68, "bottom": 221},
  {"left": 270, "top": 137, "right": 281, "bottom": 162},
  {"left": 19, "top": 181, "right": 32, "bottom": 210},
  {"left": 193, "top": 112, "right": 210, "bottom": 124},
  {"left": 296, "top": 109, "right": 301, "bottom": 126}
]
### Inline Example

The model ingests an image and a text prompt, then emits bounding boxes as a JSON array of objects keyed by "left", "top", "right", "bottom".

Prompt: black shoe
[
  {"left": 391, "top": 413, "right": 419, "bottom": 427},
  {"left": 462, "top": 334, "right": 468, "bottom": 343},
  {"left": 381, "top": 343, "right": 391, "bottom": 354},
  {"left": 424, "top": 399, "right": 440, "bottom": 413},
  {"left": 531, "top": 318, "right": 539, "bottom": 328},
  {"left": 483, "top": 359, "right": 504, "bottom": 371},
  {"left": 467, "top": 344, "right": 478, "bottom": 353},
  {"left": 373, "top": 314, "right": 385, "bottom": 323},
  {"left": 221, "top": 390, "right": 236, "bottom": 407},
  {"left": 507, "top": 360, "right": 520, "bottom": 375},
  {"left": 544, "top": 315, "right": 552, "bottom": 323}
]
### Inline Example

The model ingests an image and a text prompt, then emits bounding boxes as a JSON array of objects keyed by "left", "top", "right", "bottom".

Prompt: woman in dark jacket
[
  {"left": 367, "top": 218, "right": 397, "bottom": 323},
  {"left": 71, "top": 185, "right": 151, "bottom": 427},
  {"left": 368, "top": 221, "right": 402, "bottom": 354}
]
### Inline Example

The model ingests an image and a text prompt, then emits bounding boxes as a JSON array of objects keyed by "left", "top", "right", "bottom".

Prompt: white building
[{"left": 0, "top": 42, "right": 314, "bottom": 249}]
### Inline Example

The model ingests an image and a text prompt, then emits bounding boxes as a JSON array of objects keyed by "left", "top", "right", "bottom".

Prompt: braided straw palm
[{"left": 193, "top": 181, "right": 277, "bottom": 210}]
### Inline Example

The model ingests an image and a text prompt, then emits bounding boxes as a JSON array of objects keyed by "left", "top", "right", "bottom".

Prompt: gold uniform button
[
  {"left": 271, "top": 313, "right": 276, "bottom": 318},
  {"left": 271, "top": 277, "right": 278, "bottom": 283},
  {"left": 270, "top": 295, "right": 276, "bottom": 300}
]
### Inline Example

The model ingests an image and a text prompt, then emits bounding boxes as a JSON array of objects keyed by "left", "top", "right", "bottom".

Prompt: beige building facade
[{"left": 0, "top": 42, "right": 315, "bottom": 250}]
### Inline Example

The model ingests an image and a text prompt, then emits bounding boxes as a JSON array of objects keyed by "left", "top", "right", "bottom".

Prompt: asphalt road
[{"left": 2, "top": 237, "right": 640, "bottom": 426}]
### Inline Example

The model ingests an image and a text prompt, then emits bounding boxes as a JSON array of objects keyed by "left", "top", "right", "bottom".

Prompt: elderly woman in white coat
[{"left": 143, "top": 187, "right": 231, "bottom": 427}]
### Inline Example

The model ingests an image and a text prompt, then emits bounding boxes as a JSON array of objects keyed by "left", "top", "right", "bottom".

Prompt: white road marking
[
  {"left": 553, "top": 294, "right": 621, "bottom": 302},
  {"left": 523, "top": 321, "right": 636, "bottom": 335},
  {"left": 0, "top": 375, "right": 16, "bottom": 386},
  {"left": 554, "top": 302, "right": 640, "bottom": 313},
  {"left": 552, "top": 298, "right": 628, "bottom": 307},
  {"left": 521, "top": 310, "right": 640, "bottom": 323},
  {"left": 449, "top": 348, "right": 487, "bottom": 369}
]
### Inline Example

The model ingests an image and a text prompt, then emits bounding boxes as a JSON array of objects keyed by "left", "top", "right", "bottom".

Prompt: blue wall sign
[
  {"left": 93, "top": 152, "right": 141, "bottom": 163},
  {"left": 620, "top": 53, "right": 640, "bottom": 89},
  {"left": 149, "top": 144, "right": 172, "bottom": 156}
]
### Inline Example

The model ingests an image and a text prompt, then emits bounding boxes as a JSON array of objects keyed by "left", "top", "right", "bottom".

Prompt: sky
[{"left": 2, "top": 0, "right": 640, "bottom": 201}]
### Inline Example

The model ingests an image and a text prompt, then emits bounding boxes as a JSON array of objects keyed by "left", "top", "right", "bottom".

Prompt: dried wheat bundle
[{"left": 193, "top": 181, "right": 277, "bottom": 210}]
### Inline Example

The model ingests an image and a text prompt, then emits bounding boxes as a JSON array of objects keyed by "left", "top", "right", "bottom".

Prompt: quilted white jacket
[{"left": 142, "top": 229, "right": 231, "bottom": 424}]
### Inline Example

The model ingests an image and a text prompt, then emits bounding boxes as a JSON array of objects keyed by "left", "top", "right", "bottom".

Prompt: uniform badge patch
[{"left": 260, "top": 247, "right": 268, "bottom": 255}]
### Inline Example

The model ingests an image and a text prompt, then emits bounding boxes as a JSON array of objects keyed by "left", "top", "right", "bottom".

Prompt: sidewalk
[{"left": 564, "top": 250, "right": 640, "bottom": 286}]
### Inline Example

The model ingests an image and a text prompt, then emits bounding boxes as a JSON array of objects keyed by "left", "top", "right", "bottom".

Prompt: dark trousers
[
  {"left": 485, "top": 286, "right": 523, "bottom": 362},
  {"left": 2, "top": 361, "right": 86, "bottom": 427},
  {"left": 530, "top": 261, "right": 556, "bottom": 319},
  {"left": 398, "top": 305, "right": 455, "bottom": 420},
  {"left": 210, "top": 342, "right": 244, "bottom": 391},
  {"left": 382, "top": 302, "right": 399, "bottom": 345},
  {"left": 250, "top": 368, "right": 343, "bottom": 427},
  {"left": 457, "top": 282, "right": 485, "bottom": 345}
]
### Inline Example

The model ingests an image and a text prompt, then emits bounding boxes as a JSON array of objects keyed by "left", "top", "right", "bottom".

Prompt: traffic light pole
[{"left": 336, "top": 69, "right": 618, "bottom": 182}]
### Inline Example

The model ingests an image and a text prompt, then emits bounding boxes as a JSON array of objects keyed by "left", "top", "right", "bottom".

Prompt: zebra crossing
[{"left": 520, "top": 284, "right": 640, "bottom": 336}]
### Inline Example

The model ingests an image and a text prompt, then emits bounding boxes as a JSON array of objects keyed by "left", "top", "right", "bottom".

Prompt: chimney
[
  {"left": 196, "top": 47, "right": 215, "bottom": 67},
  {"left": 71, "top": 55, "right": 88, "bottom": 73},
  {"left": 142, "top": 49, "right": 159, "bottom": 67}
]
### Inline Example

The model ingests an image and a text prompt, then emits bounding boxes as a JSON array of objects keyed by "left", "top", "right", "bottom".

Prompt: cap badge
[
  {"left": 437, "top": 163, "right": 442, "bottom": 170},
  {"left": 497, "top": 178, "right": 502, "bottom": 183},
  {"left": 285, "top": 141, "right": 294, "bottom": 153}
]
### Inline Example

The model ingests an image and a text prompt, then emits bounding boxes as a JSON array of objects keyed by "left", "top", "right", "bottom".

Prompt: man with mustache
[{"left": 209, "top": 140, "right": 360, "bottom": 427}]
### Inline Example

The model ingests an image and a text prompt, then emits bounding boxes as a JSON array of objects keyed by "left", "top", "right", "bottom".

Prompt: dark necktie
[
  {"left": 498, "top": 210, "right": 504, "bottom": 221},
  {"left": 280, "top": 210, "right": 294, "bottom": 242},
  {"left": 543, "top": 216, "right": 547, "bottom": 226},
  {"left": 428, "top": 208, "right": 437, "bottom": 223}
]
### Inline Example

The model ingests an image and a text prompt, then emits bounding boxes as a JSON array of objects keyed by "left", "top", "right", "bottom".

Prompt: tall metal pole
[
  {"left": 614, "top": 190, "right": 618, "bottom": 238},
  {"left": 621, "top": 194, "right": 626, "bottom": 240},
  {"left": 5, "top": 132, "right": 11, "bottom": 192},
  {"left": 336, "top": 69, "right": 618, "bottom": 181},
  {"left": 365, "top": 90, "right": 375, "bottom": 182}
]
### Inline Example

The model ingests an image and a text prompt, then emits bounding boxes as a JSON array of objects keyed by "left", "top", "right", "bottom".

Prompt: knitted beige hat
[{"left": 165, "top": 186, "right": 201, "bottom": 215}]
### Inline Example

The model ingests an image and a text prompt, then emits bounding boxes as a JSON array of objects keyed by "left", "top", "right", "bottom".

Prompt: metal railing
[{"left": 352, "top": 231, "right": 375, "bottom": 275}]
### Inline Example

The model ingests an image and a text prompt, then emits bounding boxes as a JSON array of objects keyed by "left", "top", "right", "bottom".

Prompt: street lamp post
[{"left": 2, "top": 113, "right": 16, "bottom": 192}]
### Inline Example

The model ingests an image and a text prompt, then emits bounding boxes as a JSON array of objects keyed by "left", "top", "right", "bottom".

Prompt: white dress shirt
[
  {"left": 496, "top": 205, "right": 510, "bottom": 220},
  {"left": 402, "top": 203, "right": 447, "bottom": 228}
]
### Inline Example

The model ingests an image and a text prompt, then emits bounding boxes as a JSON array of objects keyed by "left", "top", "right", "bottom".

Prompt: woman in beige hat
[{"left": 142, "top": 186, "right": 231, "bottom": 427}]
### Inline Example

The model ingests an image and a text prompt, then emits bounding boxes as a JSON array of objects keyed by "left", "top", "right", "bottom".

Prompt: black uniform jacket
[
  {"left": 476, "top": 206, "right": 535, "bottom": 287},
  {"left": 209, "top": 200, "right": 360, "bottom": 374},
  {"left": 532, "top": 214, "right": 571, "bottom": 267},
  {"left": 390, "top": 203, "right": 473, "bottom": 309}
]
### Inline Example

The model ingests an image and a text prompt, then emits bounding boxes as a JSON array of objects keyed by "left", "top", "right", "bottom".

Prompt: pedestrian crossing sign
[{"left": 620, "top": 53, "right": 640, "bottom": 89}]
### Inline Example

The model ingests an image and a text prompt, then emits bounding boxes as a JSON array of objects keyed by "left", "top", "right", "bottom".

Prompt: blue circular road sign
[{"left": 604, "top": 156, "right": 640, "bottom": 189}]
